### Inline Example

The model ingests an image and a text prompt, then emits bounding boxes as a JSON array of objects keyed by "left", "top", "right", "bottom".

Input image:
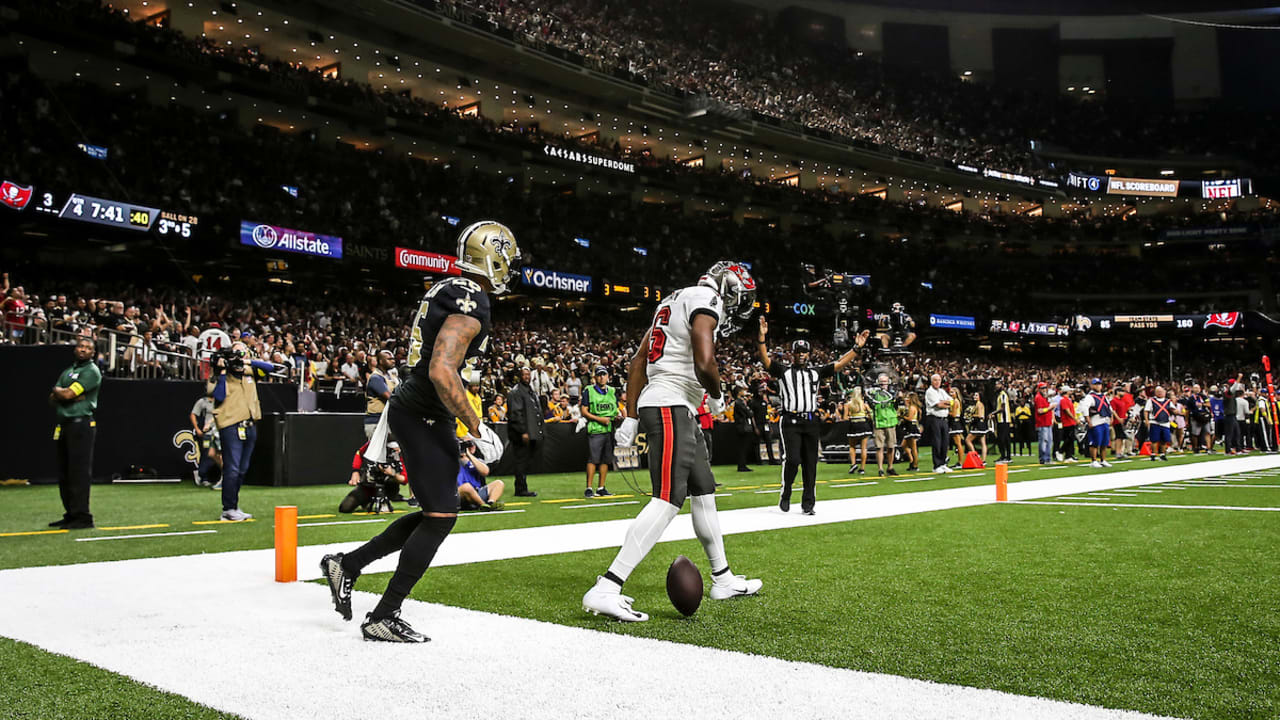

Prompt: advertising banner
[
  {"left": 394, "top": 247, "right": 459, "bottom": 275},
  {"left": 1067, "top": 172, "right": 1103, "bottom": 192},
  {"left": 239, "top": 221, "right": 342, "bottom": 259},
  {"left": 928, "top": 314, "right": 975, "bottom": 331},
  {"left": 521, "top": 266, "right": 593, "bottom": 294},
  {"left": 1106, "top": 177, "right": 1179, "bottom": 198}
]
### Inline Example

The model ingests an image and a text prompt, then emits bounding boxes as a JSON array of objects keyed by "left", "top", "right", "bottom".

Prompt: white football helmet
[{"left": 698, "top": 261, "right": 757, "bottom": 338}]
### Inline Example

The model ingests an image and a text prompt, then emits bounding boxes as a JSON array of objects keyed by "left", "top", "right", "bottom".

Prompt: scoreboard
[
  {"left": 602, "top": 282, "right": 664, "bottom": 302},
  {"left": 1071, "top": 313, "right": 1242, "bottom": 332}
]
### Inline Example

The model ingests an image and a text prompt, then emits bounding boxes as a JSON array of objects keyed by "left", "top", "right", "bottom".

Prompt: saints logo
[
  {"left": 173, "top": 430, "right": 200, "bottom": 467},
  {"left": 456, "top": 294, "right": 478, "bottom": 313}
]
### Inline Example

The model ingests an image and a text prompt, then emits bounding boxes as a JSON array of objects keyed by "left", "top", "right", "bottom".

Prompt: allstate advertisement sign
[
  {"left": 521, "top": 266, "right": 593, "bottom": 294},
  {"left": 239, "top": 221, "right": 343, "bottom": 259}
]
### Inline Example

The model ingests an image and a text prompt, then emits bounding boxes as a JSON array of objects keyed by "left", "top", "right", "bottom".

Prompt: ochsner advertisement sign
[
  {"left": 240, "top": 220, "right": 342, "bottom": 259},
  {"left": 521, "top": 266, "right": 593, "bottom": 294},
  {"left": 394, "top": 247, "right": 459, "bottom": 275},
  {"left": 1106, "top": 177, "right": 1179, "bottom": 198}
]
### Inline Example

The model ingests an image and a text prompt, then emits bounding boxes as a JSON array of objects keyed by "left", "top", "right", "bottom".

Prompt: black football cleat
[
  {"left": 779, "top": 494, "right": 791, "bottom": 512},
  {"left": 321, "top": 553, "right": 357, "bottom": 621},
  {"left": 362, "top": 611, "right": 430, "bottom": 643},
  {"left": 48, "top": 519, "right": 67, "bottom": 528}
]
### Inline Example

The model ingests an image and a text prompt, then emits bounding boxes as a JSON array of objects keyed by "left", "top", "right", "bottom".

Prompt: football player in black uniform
[{"left": 320, "top": 221, "right": 519, "bottom": 642}]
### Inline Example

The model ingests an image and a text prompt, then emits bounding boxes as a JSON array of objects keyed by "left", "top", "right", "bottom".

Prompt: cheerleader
[
  {"left": 845, "top": 387, "right": 873, "bottom": 474},
  {"left": 964, "top": 391, "right": 989, "bottom": 459},
  {"left": 949, "top": 387, "right": 966, "bottom": 468},
  {"left": 899, "top": 392, "right": 923, "bottom": 472}
]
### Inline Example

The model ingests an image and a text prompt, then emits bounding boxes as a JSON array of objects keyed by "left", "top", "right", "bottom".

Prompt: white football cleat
[
  {"left": 1100, "top": 460, "right": 1113, "bottom": 468},
  {"left": 1090, "top": 461, "right": 1103, "bottom": 468},
  {"left": 583, "top": 579, "right": 648, "bottom": 622},
  {"left": 710, "top": 573, "right": 762, "bottom": 600}
]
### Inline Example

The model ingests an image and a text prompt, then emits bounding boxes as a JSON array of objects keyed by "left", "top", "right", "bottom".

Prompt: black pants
[
  {"left": 1016, "top": 420, "right": 1033, "bottom": 455},
  {"left": 56, "top": 417, "right": 95, "bottom": 524},
  {"left": 1222, "top": 416, "right": 1242, "bottom": 452},
  {"left": 995, "top": 422, "right": 1012, "bottom": 460},
  {"left": 510, "top": 435, "right": 539, "bottom": 493},
  {"left": 702, "top": 427, "right": 713, "bottom": 463},
  {"left": 780, "top": 416, "right": 820, "bottom": 512},
  {"left": 737, "top": 431, "right": 756, "bottom": 470},
  {"left": 755, "top": 417, "right": 777, "bottom": 463},
  {"left": 340, "top": 481, "right": 402, "bottom": 513},
  {"left": 925, "top": 415, "right": 949, "bottom": 470}
]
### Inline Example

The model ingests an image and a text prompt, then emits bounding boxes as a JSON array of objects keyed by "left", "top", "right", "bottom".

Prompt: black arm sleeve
[{"left": 817, "top": 363, "right": 836, "bottom": 380}]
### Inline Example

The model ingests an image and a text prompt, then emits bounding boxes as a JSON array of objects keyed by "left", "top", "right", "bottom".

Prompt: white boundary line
[
  {"left": 560, "top": 501, "right": 639, "bottom": 510},
  {"left": 76, "top": 530, "right": 216, "bottom": 542},
  {"left": 1014, "top": 501, "right": 1280, "bottom": 512},
  {"left": 298, "top": 519, "right": 388, "bottom": 528}
]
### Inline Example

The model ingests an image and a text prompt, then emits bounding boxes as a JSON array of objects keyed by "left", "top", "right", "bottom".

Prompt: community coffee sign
[
  {"left": 1106, "top": 176, "right": 1179, "bottom": 198},
  {"left": 394, "top": 247, "right": 459, "bottom": 275}
]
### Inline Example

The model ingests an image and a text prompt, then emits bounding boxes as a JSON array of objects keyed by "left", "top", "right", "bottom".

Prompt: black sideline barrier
[
  {"left": 1, "top": 346, "right": 296, "bottom": 483},
  {"left": 1, "top": 345, "right": 833, "bottom": 484}
]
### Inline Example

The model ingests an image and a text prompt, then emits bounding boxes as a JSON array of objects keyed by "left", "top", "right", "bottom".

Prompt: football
[{"left": 666, "top": 555, "right": 704, "bottom": 617}]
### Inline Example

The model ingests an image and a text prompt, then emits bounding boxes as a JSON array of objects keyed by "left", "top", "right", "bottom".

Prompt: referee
[{"left": 757, "top": 316, "right": 863, "bottom": 514}]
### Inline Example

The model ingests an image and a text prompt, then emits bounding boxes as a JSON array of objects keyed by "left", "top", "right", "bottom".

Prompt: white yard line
[
  {"left": 830, "top": 481, "right": 879, "bottom": 488},
  {"left": 298, "top": 519, "right": 388, "bottom": 528},
  {"left": 1015, "top": 501, "right": 1280, "bottom": 513},
  {"left": 893, "top": 477, "right": 932, "bottom": 483},
  {"left": 0, "top": 560, "right": 1178, "bottom": 720},
  {"left": 74, "top": 530, "right": 217, "bottom": 542},
  {"left": 458, "top": 509, "right": 527, "bottom": 516},
  {"left": 560, "top": 501, "right": 640, "bottom": 510}
]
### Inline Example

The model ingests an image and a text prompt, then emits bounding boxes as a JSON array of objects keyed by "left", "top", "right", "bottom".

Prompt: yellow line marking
[
  {"left": 0, "top": 529, "right": 69, "bottom": 537},
  {"left": 192, "top": 519, "right": 257, "bottom": 525},
  {"left": 505, "top": 502, "right": 531, "bottom": 507},
  {"left": 540, "top": 498, "right": 579, "bottom": 504},
  {"left": 98, "top": 524, "right": 169, "bottom": 531},
  {"left": 725, "top": 485, "right": 760, "bottom": 490},
  {"left": 353, "top": 510, "right": 405, "bottom": 516},
  {"left": 594, "top": 494, "right": 634, "bottom": 499},
  {"left": 296, "top": 514, "right": 336, "bottom": 520}
]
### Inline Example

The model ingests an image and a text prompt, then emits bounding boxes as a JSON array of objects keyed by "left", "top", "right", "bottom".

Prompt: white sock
[
  {"left": 690, "top": 494, "right": 729, "bottom": 577},
  {"left": 604, "top": 498, "right": 679, "bottom": 587}
]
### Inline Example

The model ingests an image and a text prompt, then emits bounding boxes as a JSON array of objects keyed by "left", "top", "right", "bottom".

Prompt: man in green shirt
[
  {"left": 48, "top": 337, "right": 101, "bottom": 529},
  {"left": 582, "top": 367, "right": 621, "bottom": 498},
  {"left": 867, "top": 373, "right": 899, "bottom": 477}
]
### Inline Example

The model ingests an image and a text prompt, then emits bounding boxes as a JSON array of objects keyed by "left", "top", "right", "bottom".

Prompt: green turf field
[
  {"left": 1, "top": 452, "right": 1276, "bottom": 720},
  {"left": 356, "top": 472, "right": 1280, "bottom": 720},
  {"left": 0, "top": 450, "right": 1218, "bottom": 570},
  {"left": 0, "top": 637, "right": 244, "bottom": 720}
]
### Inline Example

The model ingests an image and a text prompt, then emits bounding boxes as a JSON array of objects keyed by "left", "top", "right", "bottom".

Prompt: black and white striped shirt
[{"left": 773, "top": 361, "right": 835, "bottom": 415}]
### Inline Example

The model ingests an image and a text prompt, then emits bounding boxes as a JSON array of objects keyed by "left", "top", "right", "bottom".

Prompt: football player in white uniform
[{"left": 582, "top": 261, "right": 763, "bottom": 622}]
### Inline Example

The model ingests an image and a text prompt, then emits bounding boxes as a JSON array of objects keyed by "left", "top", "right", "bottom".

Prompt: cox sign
[
  {"left": 790, "top": 302, "right": 816, "bottom": 316},
  {"left": 521, "top": 266, "right": 593, "bottom": 294}
]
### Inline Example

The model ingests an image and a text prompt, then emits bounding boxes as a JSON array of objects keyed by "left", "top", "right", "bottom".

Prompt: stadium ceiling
[{"left": 811, "top": 0, "right": 1280, "bottom": 14}]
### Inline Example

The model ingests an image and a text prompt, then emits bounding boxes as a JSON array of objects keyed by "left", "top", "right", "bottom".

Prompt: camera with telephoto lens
[{"left": 210, "top": 347, "right": 243, "bottom": 371}]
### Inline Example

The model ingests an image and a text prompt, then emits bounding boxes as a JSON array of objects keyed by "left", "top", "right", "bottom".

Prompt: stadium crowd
[
  {"left": 4, "top": 266, "right": 1272, "bottom": 467},
  {"left": 427, "top": 0, "right": 1278, "bottom": 172}
]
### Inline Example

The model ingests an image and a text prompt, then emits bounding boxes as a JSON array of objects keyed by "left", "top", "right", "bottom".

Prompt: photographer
[
  {"left": 876, "top": 303, "right": 917, "bottom": 351},
  {"left": 342, "top": 441, "right": 407, "bottom": 513},
  {"left": 207, "top": 342, "right": 274, "bottom": 522},
  {"left": 582, "top": 367, "right": 621, "bottom": 498},
  {"left": 457, "top": 439, "right": 505, "bottom": 511},
  {"left": 189, "top": 389, "right": 221, "bottom": 487}
]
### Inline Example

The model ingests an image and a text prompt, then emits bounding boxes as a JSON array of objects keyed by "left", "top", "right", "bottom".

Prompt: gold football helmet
[{"left": 455, "top": 220, "right": 522, "bottom": 294}]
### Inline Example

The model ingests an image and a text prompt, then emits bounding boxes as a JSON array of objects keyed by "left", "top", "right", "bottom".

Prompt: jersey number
[{"left": 647, "top": 307, "right": 672, "bottom": 364}]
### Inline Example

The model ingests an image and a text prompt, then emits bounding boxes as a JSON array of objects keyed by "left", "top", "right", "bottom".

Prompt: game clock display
[
  {"left": 602, "top": 282, "right": 664, "bottom": 302},
  {"left": 58, "top": 193, "right": 160, "bottom": 232},
  {"left": 21, "top": 183, "right": 199, "bottom": 238}
]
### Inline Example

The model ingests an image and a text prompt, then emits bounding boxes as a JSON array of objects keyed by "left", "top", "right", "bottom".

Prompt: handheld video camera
[{"left": 210, "top": 346, "right": 243, "bottom": 372}]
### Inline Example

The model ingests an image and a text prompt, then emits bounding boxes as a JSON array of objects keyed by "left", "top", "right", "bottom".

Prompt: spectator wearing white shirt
[{"left": 923, "top": 374, "right": 952, "bottom": 473}]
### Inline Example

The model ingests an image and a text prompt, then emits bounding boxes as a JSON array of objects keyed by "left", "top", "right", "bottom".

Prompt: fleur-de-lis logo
[{"left": 456, "top": 294, "right": 478, "bottom": 313}]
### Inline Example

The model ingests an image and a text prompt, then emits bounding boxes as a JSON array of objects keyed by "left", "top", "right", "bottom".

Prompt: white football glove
[
  {"left": 705, "top": 394, "right": 725, "bottom": 417},
  {"left": 467, "top": 423, "right": 505, "bottom": 464},
  {"left": 614, "top": 416, "right": 639, "bottom": 448}
]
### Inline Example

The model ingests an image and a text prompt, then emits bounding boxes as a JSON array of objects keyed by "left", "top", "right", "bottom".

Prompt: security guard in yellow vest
[
  {"left": 208, "top": 342, "right": 272, "bottom": 521},
  {"left": 48, "top": 336, "right": 101, "bottom": 529},
  {"left": 366, "top": 351, "right": 399, "bottom": 440}
]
